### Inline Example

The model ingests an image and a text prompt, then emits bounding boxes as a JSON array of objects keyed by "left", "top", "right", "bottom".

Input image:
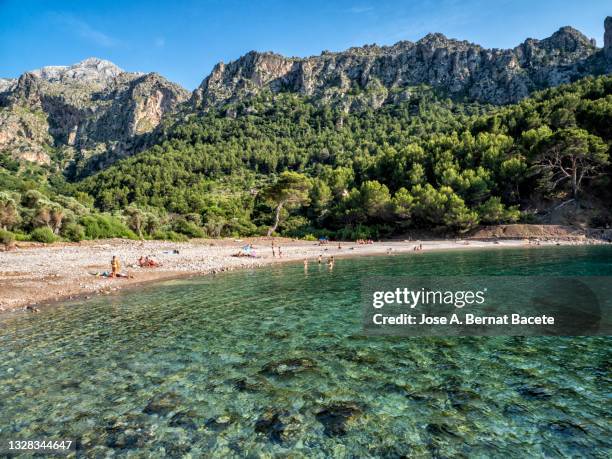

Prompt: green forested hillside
[{"left": 1, "top": 76, "right": 611, "bottom": 242}]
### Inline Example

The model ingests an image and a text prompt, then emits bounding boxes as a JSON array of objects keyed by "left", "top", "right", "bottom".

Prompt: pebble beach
[{"left": 0, "top": 235, "right": 604, "bottom": 313}]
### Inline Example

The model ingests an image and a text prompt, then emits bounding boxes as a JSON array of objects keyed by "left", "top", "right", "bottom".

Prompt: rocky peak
[
  {"left": 539, "top": 26, "right": 594, "bottom": 53},
  {"left": 29, "top": 57, "right": 125, "bottom": 85},
  {"left": 10, "top": 73, "right": 42, "bottom": 106},
  {"left": 0, "top": 58, "right": 188, "bottom": 169},
  {"left": 194, "top": 17, "right": 610, "bottom": 109},
  {"left": 605, "top": 17, "right": 612, "bottom": 58},
  {"left": 417, "top": 33, "right": 453, "bottom": 48}
]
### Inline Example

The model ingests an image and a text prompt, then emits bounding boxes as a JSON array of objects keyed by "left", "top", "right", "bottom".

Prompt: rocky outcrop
[
  {"left": 29, "top": 57, "right": 124, "bottom": 84},
  {"left": 0, "top": 78, "right": 16, "bottom": 94},
  {"left": 0, "top": 58, "right": 189, "bottom": 169},
  {"left": 193, "top": 20, "right": 610, "bottom": 110},
  {"left": 0, "top": 107, "right": 52, "bottom": 165}
]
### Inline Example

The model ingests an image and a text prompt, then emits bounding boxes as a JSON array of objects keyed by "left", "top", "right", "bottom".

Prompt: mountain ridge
[
  {"left": 1, "top": 17, "right": 611, "bottom": 171},
  {"left": 192, "top": 22, "right": 610, "bottom": 110}
]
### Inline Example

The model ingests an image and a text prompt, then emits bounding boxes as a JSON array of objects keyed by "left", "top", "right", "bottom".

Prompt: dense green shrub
[
  {"left": 336, "top": 224, "right": 377, "bottom": 241},
  {"left": 0, "top": 191, "right": 21, "bottom": 230},
  {"left": 79, "top": 215, "right": 136, "bottom": 240},
  {"left": 30, "top": 226, "right": 58, "bottom": 243},
  {"left": 13, "top": 232, "right": 30, "bottom": 241},
  {"left": 61, "top": 222, "right": 86, "bottom": 242},
  {"left": 151, "top": 230, "right": 188, "bottom": 242},
  {"left": 2, "top": 75, "right": 612, "bottom": 238},
  {"left": 279, "top": 215, "right": 310, "bottom": 237},
  {"left": 171, "top": 217, "right": 205, "bottom": 238},
  {"left": 477, "top": 197, "right": 520, "bottom": 224},
  {"left": 0, "top": 229, "right": 15, "bottom": 250}
]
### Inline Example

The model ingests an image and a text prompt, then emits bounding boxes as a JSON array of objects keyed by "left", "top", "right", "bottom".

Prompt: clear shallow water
[{"left": 0, "top": 246, "right": 611, "bottom": 458}]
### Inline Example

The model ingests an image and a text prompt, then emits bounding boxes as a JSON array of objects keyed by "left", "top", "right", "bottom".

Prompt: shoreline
[{"left": 1, "top": 236, "right": 607, "bottom": 314}]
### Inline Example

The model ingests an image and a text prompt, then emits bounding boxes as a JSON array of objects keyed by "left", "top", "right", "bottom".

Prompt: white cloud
[{"left": 51, "top": 13, "right": 118, "bottom": 47}]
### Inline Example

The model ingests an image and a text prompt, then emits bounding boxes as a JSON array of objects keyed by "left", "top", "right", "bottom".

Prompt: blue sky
[{"left": 0, "top": 0, "right": 610, "bottom": 89}]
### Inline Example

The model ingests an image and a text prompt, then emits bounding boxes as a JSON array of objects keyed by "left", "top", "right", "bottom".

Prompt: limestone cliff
[
  {"left": 2, "top": 18, "right": 611, "bottom": 174},
  {"left": 193, "top": 20, "right": 610, "bottom": 111},
  {"left": 0, "top": 58, "right": 189, "bottom": 169}
]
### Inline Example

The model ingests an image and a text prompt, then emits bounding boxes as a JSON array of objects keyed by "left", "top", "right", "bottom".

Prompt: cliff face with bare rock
[
  {"left": 0, "top": 58, "right": 189, "bottom": 171},
  {"left": 193, "top": 21, "right": 611, "bottom": 111},
  {"left": 1, "top": 18, "right": 611, "bottom": 175}
]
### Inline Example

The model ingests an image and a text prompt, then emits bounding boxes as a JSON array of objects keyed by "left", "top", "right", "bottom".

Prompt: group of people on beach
[
  {"left": 271, "top": 241, "right": 283, "bottom": 258},
  {"left": 355, "top": 239, "right": 374, "bottom": 245},
  {"left": 304, "top": 254, "right": 335, "bottom": 270},
  {"left": 95, "top": 254, "right": 161, "bottom": 279},
  {"left": 138, "top": 256, "right": 160, "bottom": 267}
]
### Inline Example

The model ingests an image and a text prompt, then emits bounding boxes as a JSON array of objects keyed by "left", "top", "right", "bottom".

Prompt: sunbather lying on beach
[
  {"left": 232, "top": 249, "right": 258, "bottom": 257},
  {"left": 90, "top": 271, "right": 131, "bottom": 278},
  {"left": 138, "top": 256, "right": 160, "bottom": 268}
]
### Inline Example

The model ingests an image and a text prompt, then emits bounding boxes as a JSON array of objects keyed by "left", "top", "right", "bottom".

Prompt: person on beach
[
  {"left": 278, "top": 246, "right": 282, "bottom": 258},
  {"left": 304, "top": 259, "right": 308, "bottom": 271},
  {"left": 271, "top": 241, "right": 276, "bottom": 258},
  {"left": 138, "top": 256, "right": 160, "bottom": 267},
  {"left": 111, "top": 256, "right": 120, "bottom": 278},
  {"left": 318, "top": 254, "right": 322, "bottom": 264}
]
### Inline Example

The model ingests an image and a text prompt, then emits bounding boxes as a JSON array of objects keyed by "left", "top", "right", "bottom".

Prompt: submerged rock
[
  {"left": 231, "top": 377, "right": 267, "bottom": 392},
  {"left": 315, "top": 402, "right": 364, "bottom": 437},
  {"left": 205, "top": 415, "right": 233, "bottom": 432},
  {"left": 264, "top": 330, "right": 290, "bottom": 339},
  {"left": 426, "top": 423, "right": 459, "bottom": 438},
  {"left": 545, "top": 420, "right": 588, "bottom": 437},
  {"left": 169, "top": 410, "right": 199, "bottom": 430},
  {"left": 337, "top": 348, "right": 378, "bottom": 364},
  {"left": 254, "top": 409, "right": 302, "bottom": 443},
  {"left": 446, "top": 389, "right": 478, "bottom": 412},
  {"left": 517, "top": 385, "right": 553, "bottom": 400},
  {"left": 261, "top": 358, "right": 317, "bottom": 376},
  {"left": 106, "top": 429, "right": 151, "bottom": 450},
  {"left": 381, "top": 382, "right": 409, "bottom": 395},
  {"left": 60, "top": 379, "right": 81, "bottom": 389},
  {"left": 503, "top": 403, "right": 529, "bottom": 417},
  {"left": 104, "top": 417, "right": 151, "bottom": 450},
  {"left": 162, "top": 442, "right": 192, "bottom": 457},
  {"left": 143, "top": 392, "right": 183, "bottom": 416}
]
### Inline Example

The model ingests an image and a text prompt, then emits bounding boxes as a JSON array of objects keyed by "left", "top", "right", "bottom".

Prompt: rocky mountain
[
  {"left": 193, "top": 17, "right": 612, "bottom": 111},
  {"left": 0, "top": 58, "right": 189, "bottom": 169},
  {"left": 1, "top": 17, "right": 611, "bottom": 172}
]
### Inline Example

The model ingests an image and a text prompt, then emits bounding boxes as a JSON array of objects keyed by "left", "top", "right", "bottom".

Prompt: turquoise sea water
[{"left": 0, "top": 246, "right": 611, "bottom": 457}]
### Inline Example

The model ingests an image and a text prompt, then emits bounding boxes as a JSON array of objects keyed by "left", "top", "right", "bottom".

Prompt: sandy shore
[{"left": 0, "top": 235, "right": 605, "bottom": 313}]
